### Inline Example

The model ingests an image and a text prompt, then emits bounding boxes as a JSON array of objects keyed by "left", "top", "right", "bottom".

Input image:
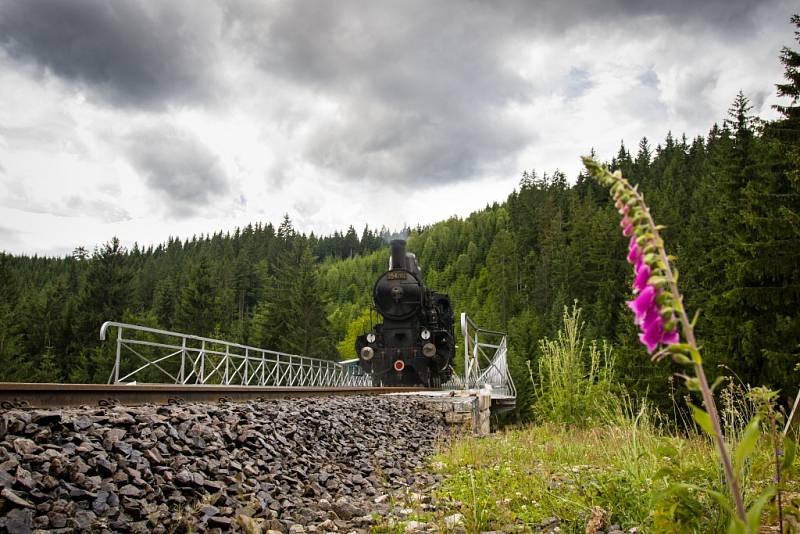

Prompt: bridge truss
[
  {"left": 101, "top": 322, "right": 370, "bottom": 388},
  {"left": 100, "top": 314, "right": 515, "bottom": 406}
]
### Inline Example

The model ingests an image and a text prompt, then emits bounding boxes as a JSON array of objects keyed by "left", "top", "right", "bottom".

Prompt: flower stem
[{"left": 632, "top": 188, "right": 748, "bottom": 525}]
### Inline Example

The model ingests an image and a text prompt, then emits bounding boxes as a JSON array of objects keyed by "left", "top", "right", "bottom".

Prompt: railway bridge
[{"left": 0, "top": 314, "right": 515, "bottom": 416}]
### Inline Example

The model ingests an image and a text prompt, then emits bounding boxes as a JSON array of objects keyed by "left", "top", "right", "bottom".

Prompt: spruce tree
[
  {"left": 486, "top": 229, "right": 517, "bottom": 329},
  {"left": 772, "top": 14, "right": 800, "bottom": 145},
  {"left": 174, "top": 258, "right": 217, "bottom": 337},
  {"left": 74, "top": 238, "right": 130, "bottom": 345},
  {"left": 284, "top": 244, "right": 336, "bottom": 359},
  {"left": 153, "top": 278, "right": 176, "bottom": 330}
]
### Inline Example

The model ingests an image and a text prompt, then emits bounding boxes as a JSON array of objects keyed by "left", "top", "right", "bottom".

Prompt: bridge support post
[
  {"left": 114, "top": 327, "right": 122, "bottom": 384},
  {"left": 244, "top": 348, "right": 249, "bottom": 385},
  {"left": 473, "top": 389, "right": 491, "bottom": 436},
  {"left": 200, "top": 340, "right": 205, "bottom": 383},
  {"left": 224, "top": 345, "right": 230, "bottom": 385},
  {"left": 179, "top": 337, "right": 186, "bottom": 384}
]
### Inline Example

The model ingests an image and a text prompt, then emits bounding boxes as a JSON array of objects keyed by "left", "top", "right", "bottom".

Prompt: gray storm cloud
[
  {"left": 0, "top": 0, "right": 223, "bottom": 109},
  {"left": 0, "top": 0, "right": 789, "bottom": 192},
  {"left": 124, "top": 125, "right": 230, "bottom": 218},
  {"left": 225, "top": 0, "right": 779, "bottom": 185},
  {"left": 234, "top": 1, "right": 535, "bottom": 185}
]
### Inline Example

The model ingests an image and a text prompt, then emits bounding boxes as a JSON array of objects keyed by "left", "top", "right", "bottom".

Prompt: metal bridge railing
[
  {"left": 100, "top": 322, "right": 370, "bottom": 387},
  {"left": 457, "top": 313, "right": 516, "bottom": 399}
]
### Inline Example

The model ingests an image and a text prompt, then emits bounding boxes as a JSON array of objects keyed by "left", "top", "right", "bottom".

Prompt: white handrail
[
  {"left": 459, "top": 313, "right": 515, "bottom": 399},
  {"left": 99, "top": 321, "right": 369, "bottom": 387}
]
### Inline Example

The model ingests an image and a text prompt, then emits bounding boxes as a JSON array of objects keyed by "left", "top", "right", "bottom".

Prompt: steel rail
[{"left": 0, "top": 383, "right": 430, "bottom": 409}]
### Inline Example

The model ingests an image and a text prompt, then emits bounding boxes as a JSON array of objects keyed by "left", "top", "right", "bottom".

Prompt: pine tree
[
  {"left": 74, "top": 238, "right": 130, "bottom": 345},
  {"left": 174, "top": 258, "right": 217, "bottom": 337},
  {"left": 713, "top": 16, "right": 800, "bottom": 391},
  {"left": 277, "top": 214, "right": 295, "bottom": 242},
  {"left": 0, "top": 254, "right": 22, "bottom": 381},
  {"left": 153, "top": 278, "right": 176, "bottom": 330},
  {"left": 285, "top": 245, "right": 336, "bottom": 359},
  {"left": 343, "top": 226, "right": 360, "bottom": 258},
  {"left": 772, "top": 14, "right": 800, "bottom": 145},
  {"left": 251, "top": 240, "right": 335, "bottom": 358},
  {"left": 486, "top": 230, "right": 517, "bottom": 329}
]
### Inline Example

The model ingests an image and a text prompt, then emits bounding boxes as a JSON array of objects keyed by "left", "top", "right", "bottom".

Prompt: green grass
[
  {"left": 428, "top": 308, "right": 799, "bottom": 533},
  {"left": 431, "top": 420, "right": 796, "bottom": 533}
]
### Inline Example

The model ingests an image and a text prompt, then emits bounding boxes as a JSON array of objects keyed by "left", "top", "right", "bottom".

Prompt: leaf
[
  {"left": 670, "top": 353, "right": 692, "bottom": 366},
  {"left": 683, "top": 376, "right": 701, "bottom": 391},
  {"left": 679, "top": 483, "right": 733, "bottom": 514},
  {"left": 783, "top": 435, "right": 797, "bottom": 470},
  {"left": 690, "top": 404, "right": 716, "bottom": 437},
  {"left": 727, "top": 517, "right": 746, "bottom": 534},
  {"left": 710, "top": 376, "right": 726, "bottom": 392},
  {"left": 654, "top": 467, "right": 674, "bottom": 478},
  {"left": 668, "top": 343, "right": 692, "bottom": 354},
  {"left": 690, "top": 308, "right": 702, "bottom": 328},
  {"left": 734, "top": 416, "right": 761, "bottom": 471},
  {"left": 747, "top": 485, "right": 776, "bottom": 533}
]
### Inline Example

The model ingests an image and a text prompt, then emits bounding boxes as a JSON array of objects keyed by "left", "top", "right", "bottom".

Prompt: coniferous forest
[{"left": 1, "top": 18, "right": 799, "bottom": 423}]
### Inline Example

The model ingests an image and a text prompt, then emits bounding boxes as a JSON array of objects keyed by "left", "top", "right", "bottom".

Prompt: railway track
[{"left": 0, "top": 383, "right": 431, "bottom": 409}]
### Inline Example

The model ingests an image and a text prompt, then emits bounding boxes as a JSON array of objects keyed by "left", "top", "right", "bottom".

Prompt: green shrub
[{"left": 531, "top": 304, "right": 617, "bottom": 426}]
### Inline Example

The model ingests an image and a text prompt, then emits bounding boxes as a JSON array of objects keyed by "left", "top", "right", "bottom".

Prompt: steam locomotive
[{"left": 355, "top": 239, "right": 455, "bottom": 387}]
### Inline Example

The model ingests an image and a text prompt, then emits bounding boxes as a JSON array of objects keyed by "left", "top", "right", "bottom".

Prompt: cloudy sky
[{"left": 0, "top": 0, "right": 795, "bottom": 256}]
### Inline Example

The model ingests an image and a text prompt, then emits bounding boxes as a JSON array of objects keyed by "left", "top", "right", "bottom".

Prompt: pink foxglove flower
[
  {"left": 627, "top": 237, "right": 641, "bottom": 264},
  {"left": 633, "top": 263, "right": 651, "bottom": 293},
  {"left": 639, "top": 328, "right": 662, "bottom": 353},
  {"left": 627, "top": 285, "right": 656, "bottom": 325},
  {"left": 661, "top": 328, "right": 679, "bottom": 346},
  {"left": 622, "top": 222, "right": 634, "bottom": 236}
]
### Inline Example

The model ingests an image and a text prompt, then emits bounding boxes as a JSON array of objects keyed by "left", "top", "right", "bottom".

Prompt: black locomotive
[{"left": 355, "top": 239, "right": 455, "bottom": 387}]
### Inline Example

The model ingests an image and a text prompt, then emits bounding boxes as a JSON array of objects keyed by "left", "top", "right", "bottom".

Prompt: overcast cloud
[
  {"left": 0, "top": 0, "right": 795, "bottom": 255},
  {"left": 124, "top": 124, "right": 231, "bottom": 217}
]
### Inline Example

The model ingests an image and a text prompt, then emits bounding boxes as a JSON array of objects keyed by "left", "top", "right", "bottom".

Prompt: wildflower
[
  {"left": 625, "top": 260, "right": 678, "bottom": 353},
  {"left": 620, "top": 215, "right": 634, "bottom": 236},
  {"left": 662, "top": 328, "right": 679, "bottom": 345},
  {"left": 593, "top": 162, "right": 682, "bottom": 353},
  {"left": 639, "top": 311, "right": 664, "bottom": 353},
  {"left": 633, "top": 263, "right": 651, "bottom": 293},
  {"left": 626, "top": 237, "right": 641, "bottom": 264},
  {"left": 627, "top": 285, "right": 656, "bottom": 324}
]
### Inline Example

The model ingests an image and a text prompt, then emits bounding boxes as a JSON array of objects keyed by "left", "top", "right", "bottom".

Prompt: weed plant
[{"left": 531, "top": 304, "right": 616, "bottom": 427}]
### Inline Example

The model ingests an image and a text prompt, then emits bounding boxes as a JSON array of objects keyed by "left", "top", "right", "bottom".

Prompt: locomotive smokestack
[{"left": 390, "top": 239, "right": 406, "bottom": 270}]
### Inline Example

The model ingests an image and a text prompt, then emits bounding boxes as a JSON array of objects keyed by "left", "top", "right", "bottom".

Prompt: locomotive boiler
[{"left": 355, "top": 239, "right": 455, "bottom": 387}]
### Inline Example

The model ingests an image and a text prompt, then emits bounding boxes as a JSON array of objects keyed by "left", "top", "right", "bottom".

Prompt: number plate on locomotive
[{"left": 387, "top": 271, "right": 407, "bottom": 280}]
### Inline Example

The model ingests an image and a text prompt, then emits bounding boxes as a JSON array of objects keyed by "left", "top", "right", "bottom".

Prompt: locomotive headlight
[
  {"left": 422, "top": 342, "right": 436, "bottom": 358},
  {"left": 366, "top": 333, "right": 376, "bottom": 343},
  {"left": 360, "top": 347, "right": 374, "bottom": 360},
  {"left": 420, "top": 329, "right": 431, "bottom": 340}
]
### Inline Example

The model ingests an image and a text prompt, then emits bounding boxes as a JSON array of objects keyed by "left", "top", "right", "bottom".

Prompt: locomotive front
[{"left": 355, "top": 239, "right": 454, "bottom": 386}]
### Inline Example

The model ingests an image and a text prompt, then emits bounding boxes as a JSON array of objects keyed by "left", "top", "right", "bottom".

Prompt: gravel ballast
[{"left": 0, "top": 395, "right": 448, "bottom": 533}]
